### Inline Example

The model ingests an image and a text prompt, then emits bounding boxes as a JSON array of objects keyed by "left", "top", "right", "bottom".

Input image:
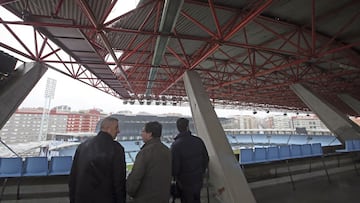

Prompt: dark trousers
[{"left": 179, "top": 182, "right": 202, "bottom": 203}]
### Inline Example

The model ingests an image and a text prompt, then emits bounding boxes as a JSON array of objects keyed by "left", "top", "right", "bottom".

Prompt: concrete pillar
[
  {"left": 338, "top": 94, "right": 360, "bottom": 115},
  {"left": 0, "top": 62, "right": 47, "bottom": 129},
  {"left": 290, "top": 83, "right": 360, "bottom": 143},
  {"left": 183, "top": 71, "right": 256, "bottom": 203}
]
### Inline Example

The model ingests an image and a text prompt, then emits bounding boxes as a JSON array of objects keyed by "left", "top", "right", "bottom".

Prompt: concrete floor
[{"left": 252, "top": 168, "right": 360, "bottom": 203}]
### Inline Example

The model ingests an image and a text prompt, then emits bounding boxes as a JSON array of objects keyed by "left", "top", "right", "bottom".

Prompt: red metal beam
[
  {"left": 0, "top": 42, "right": 32, "bottom": 60},
  {"left": 181, "top": 10, "right": 218, "bottom": 38},
  {"left": 0, "top": 0, "right": 17, "bottom": 5},
  {"left": 118, "top": 1, "right": 160, "bottom": 65},
  {"left": 208, "top": 0, "right": 222, "bottom": 38},
  {"left": 317, "top": 11, "right": 360, "bottom": 55},
  {"left": 0, "top": 17, "right": 36, "bottom": 60},
  {"left": 311, "top": 0, "right": 316, "bottom": 55},
  {"left": 208, "top": 58, "right": 308, "bottom": 90},
  {"left": 159, "top": 0, "right": 273, "bottom": 95}
]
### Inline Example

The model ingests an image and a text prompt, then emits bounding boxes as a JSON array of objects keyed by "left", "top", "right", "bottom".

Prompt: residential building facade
[{"left": 0, "top": 106, "right": 104, "bottom": 144}]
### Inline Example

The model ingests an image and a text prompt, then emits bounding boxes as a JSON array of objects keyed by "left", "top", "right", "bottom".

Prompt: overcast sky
[{"left": 19, "top": 68, "right": 197, "bottom": 116}]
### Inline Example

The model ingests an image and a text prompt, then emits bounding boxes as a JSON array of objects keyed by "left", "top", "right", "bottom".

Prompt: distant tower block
[{"left": 39, "top": 78, "right": 57, "bottom": 141}]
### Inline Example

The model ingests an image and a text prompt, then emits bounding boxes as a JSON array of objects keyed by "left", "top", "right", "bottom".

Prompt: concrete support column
[
  {"left": 290, "top": 83, "right": 360, "bottom": 143},
  {"left": 338, "top": 94, "right": 360, "bottom": 115},
  {"left": 183, "top": 71, "right": 256, "bottom": 203},
  {"left": 0, "top": 62, "right": 47, "bottom": 129}
]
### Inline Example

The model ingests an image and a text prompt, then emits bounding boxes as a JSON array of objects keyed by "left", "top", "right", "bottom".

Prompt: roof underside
[{"left": 1, "top": 0, "right": 360, "bottom": 115}]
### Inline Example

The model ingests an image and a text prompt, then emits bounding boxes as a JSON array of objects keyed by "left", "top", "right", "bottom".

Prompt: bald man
[{"left": 69, "top": 116, "right": 126, "bottom": 203}]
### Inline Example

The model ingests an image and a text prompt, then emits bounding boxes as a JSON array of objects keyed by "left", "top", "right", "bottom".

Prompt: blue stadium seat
[
  {"left": 279, "top": 145, "right": 291, "bottom": 160},
  {"left": 311, "top": 143, "right": 323, "bottom": 156},
  {"left": 301, "top": 144, "right": 312, "bottom": 157},
  {"left": 311, "top": 143, "right": 330, "bottom": 182},
  {"left": 352, "top": 140, "right": 360, "bottom": 151},
  {"left": 300, "top": 144, "right": 314, "bottom": 172},
  {"left": 345, "top": 140, "right": 354, "bottom": 151},
  {"left": 23, "top": 157, "right": 48, "bottom": 176},
  {"left": 290, "top": 145, "right": 302, "bottom": 158},
  {"left": 48, "top": 156, "right": 72, "bottom": 176},
  {"left": 336, "top": 140, "right": 354, "bottom": 153},
  {"left": 267, "top": 146, "right": 280, "bottom": 161},
  {"left": 0, "top": 157, "right": 22, "bottom": 178},
  {"left": 240, "top": 148, "right": 254, "bottom": 165},
  {"left": 0, "top": 157, "right": 23, "bottom": 200},
  {"left": 254, "top": 148, "right": 267, "bottom": 163}
]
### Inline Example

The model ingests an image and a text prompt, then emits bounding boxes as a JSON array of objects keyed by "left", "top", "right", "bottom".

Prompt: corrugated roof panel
[
  {"left": 107, "top": 33, "right": 153, "bottom": 52},
  {"left": 2, "top": 0, "right": 360, "bottom": 114},
  {"left": 167, "top": 38, "right": 206, "bottom": 57}
]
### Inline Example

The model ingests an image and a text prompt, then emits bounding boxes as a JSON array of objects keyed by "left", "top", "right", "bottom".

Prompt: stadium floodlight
[{"left": 39, "top": 78, "right": 57, "bottom": 141}]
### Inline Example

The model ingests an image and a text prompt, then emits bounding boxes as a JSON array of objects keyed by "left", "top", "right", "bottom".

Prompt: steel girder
[{"left": 0, "top": 0, "right": 359, "bottom": 115}]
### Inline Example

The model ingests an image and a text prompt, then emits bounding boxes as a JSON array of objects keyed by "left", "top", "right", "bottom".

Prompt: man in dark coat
[
  {"left": 171, "top": 118, "right": 209, "bottom": 203},
  {"left": 127, "top": 121, "right": 172, "bottom": 203},
  {"left": 69, "top": 116, "right": 126, "bottom": 203}
]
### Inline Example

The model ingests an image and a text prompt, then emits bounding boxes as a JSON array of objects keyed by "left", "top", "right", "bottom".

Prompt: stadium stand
[
  {"left": 23, "top": 157, "right": 48, "bottom": 177},
  {"left": 0, "top": 156, "right": 73, "bottom": 200},
  {"left": 336, "top": 139, "right": 360, "bottom": 152},
  {"left": 239, "top": 143, "right": 330, "bottom": 190},
  {"left": 48, "top": 156, "right": 73, "bottom": 176},
  {"left": 227, "top": 135, "right": 238, "bottom": 144},
  {"left": 268, "top": 134, "right": 290, "bottom": 145},
  {"left": 252, "top": 134, "right": 268, "bottom": 144},
  {"left": 335, "top": 139, "right": 360, "bottom": 175},
  {"left": 288, "top": 135, "right": 308, "bottom": 145},
  {"left": 0, "top": 157, "right": 22, "bottom": 178},
  {"left": 119, "top": 141, "right": 142, "bottom": 152},
  {"left": 235, "top": 134, "right": 253, "bottom": 143}
]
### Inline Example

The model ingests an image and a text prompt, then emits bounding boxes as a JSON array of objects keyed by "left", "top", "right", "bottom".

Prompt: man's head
[
  {"left": 176, "top": 118, "right": 189, "bottom": 133},
  {"left": 141, "top": 121, "right": 162, "bottom": 142},
  {"left": 100, "top": 117, "right": 120, "bottom": 140}
]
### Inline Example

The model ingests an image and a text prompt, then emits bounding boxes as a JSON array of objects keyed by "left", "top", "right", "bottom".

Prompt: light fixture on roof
[
  {"left": 266, "top": 110, "right": 270, "bottom": 113},
  {"left": 253, "top": 110, "right": 257, "bottom": 115}
]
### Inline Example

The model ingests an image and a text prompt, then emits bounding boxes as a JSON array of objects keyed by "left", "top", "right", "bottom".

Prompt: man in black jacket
[
  {"left": 171, "top": 118, "right": 209, "bottom": 203},
  {"left": 69, "top": 116, "right": 126, "bottom": 203}
]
